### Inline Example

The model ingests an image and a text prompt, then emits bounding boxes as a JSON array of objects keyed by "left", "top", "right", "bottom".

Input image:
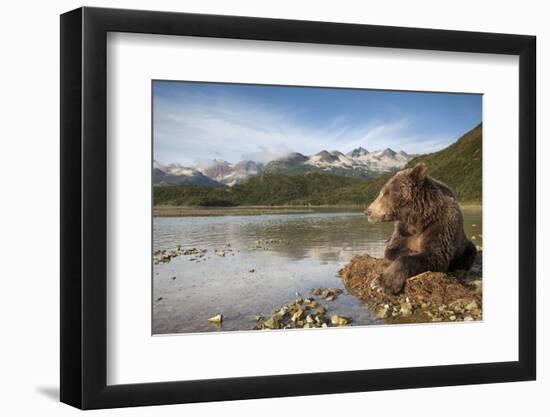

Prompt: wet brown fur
[{"left": 365, "top": 163, "right": 476, "bottom": 294}]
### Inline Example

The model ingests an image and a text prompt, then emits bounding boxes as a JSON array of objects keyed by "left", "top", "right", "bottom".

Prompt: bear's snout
[
  {"left": 365, "top": 198, "right": 390, "bottom": 223},
  {"left": 365, "top": 205, "right": 380, "bottom": 223}
]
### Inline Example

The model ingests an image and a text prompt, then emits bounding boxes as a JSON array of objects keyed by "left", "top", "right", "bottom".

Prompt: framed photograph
[{"left": 60, "top": 7, "right": 536, "bottom": 409}]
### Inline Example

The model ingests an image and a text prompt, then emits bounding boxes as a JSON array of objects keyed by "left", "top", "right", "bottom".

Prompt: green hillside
[
  {"left": 154, "top": 172, "right": 362, "bottom": 206},
  {"left": 154, "top": 124, "right": 482, "bottom": 207},
  {"left": 318, "top": 123, "right": 483, "bottom": 205},
  {"left": 406, "top": 123, "right": 482, "bottom": 202},
  {"left": 233, "top": 172, "right": 362, "bottom": 205}
]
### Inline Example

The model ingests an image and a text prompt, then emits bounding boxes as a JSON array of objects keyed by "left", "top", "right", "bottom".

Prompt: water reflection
[
  {"left": 154, "top": 212, "right": 394, "bottom": 261},
  {"left": 153, "top": 207, "right": 482, "bottom": 334}
]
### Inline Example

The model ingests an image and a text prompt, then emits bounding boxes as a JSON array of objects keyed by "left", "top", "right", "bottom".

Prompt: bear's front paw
[
  {"left": 376, "top": 271, "right": 406, "bottom": 295},
  {"left": 370, "top": 275, "right": 384, "bottom": 293}
]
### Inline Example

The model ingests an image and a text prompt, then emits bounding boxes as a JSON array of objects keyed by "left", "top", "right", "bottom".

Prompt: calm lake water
[{"left": 153, "top": 207, "right": 482, "bottom": 334}]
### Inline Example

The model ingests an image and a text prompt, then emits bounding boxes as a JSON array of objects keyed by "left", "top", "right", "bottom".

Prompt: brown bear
[{"left": 364, "top": 162, "right": 476, "bottom": 294}]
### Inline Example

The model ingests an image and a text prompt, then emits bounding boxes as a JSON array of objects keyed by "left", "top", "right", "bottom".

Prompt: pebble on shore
[
  {"left": 251, "top": 289, "right": 348, "bottom": 331},
  {"left": 153, "top": 247, "right": 207, "bottom": 264},
  {"left": 207, "top": 314, "right": 223, "bottom": 325}
]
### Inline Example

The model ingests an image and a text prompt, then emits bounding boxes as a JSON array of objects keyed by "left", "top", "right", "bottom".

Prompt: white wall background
[{"left": 0, "top": 0, "right": 545, "bottom": 415}]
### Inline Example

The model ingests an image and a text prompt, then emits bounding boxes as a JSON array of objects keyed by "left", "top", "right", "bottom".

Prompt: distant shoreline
[{"left": 154, "top": 203, "right": 482, "bottom": 217}]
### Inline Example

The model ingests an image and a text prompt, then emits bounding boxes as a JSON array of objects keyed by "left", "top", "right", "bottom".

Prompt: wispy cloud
[{"left": 154, "top": 88, "right": 458, "bottom": 166}]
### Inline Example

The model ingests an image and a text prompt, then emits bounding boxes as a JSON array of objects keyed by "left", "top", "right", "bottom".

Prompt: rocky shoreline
[
  {"left": 339, "top": 252, "right": 483, "bottom": 323},
  {"left": 249, "top": 288, "right": 350, "bottom": 330},
  {"left": 154, "top": 242, "right": 482, "bottom": 329},
  {"left": 249, "top": 252, "right": 483, "bottom": 331}
]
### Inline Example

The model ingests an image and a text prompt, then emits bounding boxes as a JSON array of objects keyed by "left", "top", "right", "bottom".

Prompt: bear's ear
[{"left": 410, "top": 162, "right": 428, "bottom": 182}]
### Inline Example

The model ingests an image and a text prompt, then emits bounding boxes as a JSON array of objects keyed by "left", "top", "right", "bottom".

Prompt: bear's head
[{"left": 365, "top": 162, "right": 429, "bottom": 223}]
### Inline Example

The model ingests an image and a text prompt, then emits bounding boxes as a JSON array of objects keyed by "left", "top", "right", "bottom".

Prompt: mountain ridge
[
  {"left": 153, "top": 123, "right": 482, "bottom": 206},
  {"left": 153, "top": 161, "right": 223, "bottom": 187},
  {"left": 263, "top": 147, "right": 414, "bottom": 179},
  {"left": 154, "top": 146, "right": 413, "bottom": 186}
]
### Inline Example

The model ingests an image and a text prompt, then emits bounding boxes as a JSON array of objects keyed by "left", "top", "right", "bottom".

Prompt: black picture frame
[{"left": 60, "top": 6, "right": 536, "bottom": 410}]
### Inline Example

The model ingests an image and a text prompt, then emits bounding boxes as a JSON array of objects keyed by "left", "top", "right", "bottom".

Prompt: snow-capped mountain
[
  {"left": 264, "top": 147, "right": 415, "bottom": 178},
  {"left": 198, "top": 159, "right": 264, "bottom": 186},
  {"left": 344, "top": 147, "right": 414, "bottom": 173},
  {"left": 153, "top": 161, "right": 222, "bottom": 187},
  {"left": 346, "top": 147, "right": 369, "bottom": 158},
  {"left": 305, "top": 148, "right": 413, "bottom": 173},
  {"left": 154, "top": 147, "right": 416, "bottom": 187}
]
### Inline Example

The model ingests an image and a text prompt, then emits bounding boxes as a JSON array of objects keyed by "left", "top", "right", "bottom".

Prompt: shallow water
[{"left": 153, "top": 207, "right": 482, "bottom": 334}]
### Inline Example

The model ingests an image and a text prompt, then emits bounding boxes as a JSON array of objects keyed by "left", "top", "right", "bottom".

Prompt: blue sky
[{"left": 153, "top": 81, "right": 482, "bottom": 166}]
